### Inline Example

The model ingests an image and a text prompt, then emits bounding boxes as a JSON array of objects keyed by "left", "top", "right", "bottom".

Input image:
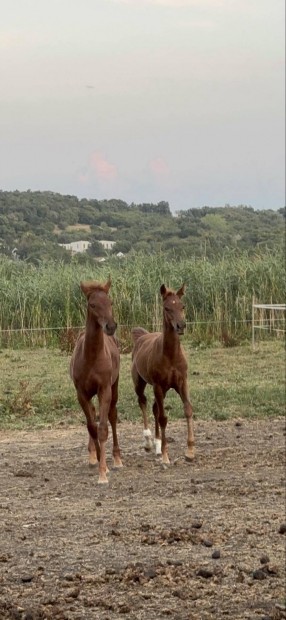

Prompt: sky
[{"left": 0, "top": 0, "right": 284, "bottom": 212}]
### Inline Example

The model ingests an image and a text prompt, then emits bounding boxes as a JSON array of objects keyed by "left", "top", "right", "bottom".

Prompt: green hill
[{"left": 0, "top": 190, "right": 284, "bottom": 263}]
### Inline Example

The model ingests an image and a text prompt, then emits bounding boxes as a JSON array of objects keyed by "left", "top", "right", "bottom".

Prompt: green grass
[{"left": 0, "top": 341, "right": 284, "bottom": 430}]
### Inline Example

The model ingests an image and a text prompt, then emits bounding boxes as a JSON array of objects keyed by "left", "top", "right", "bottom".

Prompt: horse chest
[{"left": 151, "top": 366, "right": 182, "bottom": 390}]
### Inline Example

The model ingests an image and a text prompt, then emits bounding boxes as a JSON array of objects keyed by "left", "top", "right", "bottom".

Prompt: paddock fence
[
  {"left": 0, "top": 311, "right": 285, "bottom": 350},
  {"left": 252, "top": 300, "right": 286, "bottom": 349}
]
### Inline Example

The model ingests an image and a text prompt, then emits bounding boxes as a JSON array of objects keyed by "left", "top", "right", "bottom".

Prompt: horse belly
[{"left": 132, "top": 337, "right": 157, "bottom": 384}]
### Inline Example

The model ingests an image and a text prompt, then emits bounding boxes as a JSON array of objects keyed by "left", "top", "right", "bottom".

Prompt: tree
[{"left": 88, "top": 240, "right": 106, "bottom": 257}]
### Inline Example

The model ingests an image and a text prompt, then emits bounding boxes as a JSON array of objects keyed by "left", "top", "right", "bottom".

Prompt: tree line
[{"left": 0, "top": 190, "right": 284, "bottom": 264}]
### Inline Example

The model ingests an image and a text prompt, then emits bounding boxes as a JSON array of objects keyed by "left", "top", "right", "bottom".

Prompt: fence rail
[
  {"left": 252, "top": 301, "right": 286, "bottom": 349},
  {"left": 0, "top": 311, "right": 285, "bottom": 349}
]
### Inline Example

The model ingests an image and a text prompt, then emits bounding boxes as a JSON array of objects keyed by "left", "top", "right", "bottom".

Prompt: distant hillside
[{"left": 0, "top": 190, "right": 284, "bottom": 263}]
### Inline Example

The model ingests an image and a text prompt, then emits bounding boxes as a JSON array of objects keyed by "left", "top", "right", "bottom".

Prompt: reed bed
[{"left": 0, "top": 250, "right": 284, "bottom": 348}]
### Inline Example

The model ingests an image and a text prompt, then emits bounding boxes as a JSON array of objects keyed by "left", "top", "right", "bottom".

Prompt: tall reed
[{"left": 0, "top": 249, "right": 284, "bottom": 347}]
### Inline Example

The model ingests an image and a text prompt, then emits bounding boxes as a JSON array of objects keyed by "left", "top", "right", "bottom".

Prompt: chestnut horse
[
  {"left": 131, "top": 284, "right": 195, "bottom": 464},
  {"left": 70, "top": 279, "right": 123, "bottom": 484}
]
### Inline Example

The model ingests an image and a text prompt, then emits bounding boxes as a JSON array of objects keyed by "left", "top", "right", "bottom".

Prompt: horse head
[
  {"left": 80, "top": 279, "right": 117, "bottom": 336},
  {"left": 160, "top": 283, "right": 186, "bottom": 335}
]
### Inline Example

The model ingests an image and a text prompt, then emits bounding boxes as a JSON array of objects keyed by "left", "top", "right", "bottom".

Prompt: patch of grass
[{"left": 0, "top": 341, "right": 284, "bottom": 430}]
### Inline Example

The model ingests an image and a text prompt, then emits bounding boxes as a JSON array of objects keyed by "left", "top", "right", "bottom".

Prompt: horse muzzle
[
  {"left": 105, "top": 322, "right": 117, "bottom": 336},
  {"left": 176, "top": 322, "right": 186, "bottom": 335}
]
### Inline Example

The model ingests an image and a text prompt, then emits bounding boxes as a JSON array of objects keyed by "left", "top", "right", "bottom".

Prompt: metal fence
[{"left": 252, "top": 301, "right": 286, "bottom": 349}]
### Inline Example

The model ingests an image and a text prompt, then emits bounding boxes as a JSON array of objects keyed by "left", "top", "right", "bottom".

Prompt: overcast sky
[{"left": 0, "top": 0, "right": 284, "bottom": 212}]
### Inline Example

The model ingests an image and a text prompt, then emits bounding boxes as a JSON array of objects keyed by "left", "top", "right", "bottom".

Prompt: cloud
[
  {"left": 149, "top": 157, "right": 170, "bottom": 179},
  {"left": 90, "top": 152, "right": 118, "bottom": 181},
  {"left": 79, "top": 152, "right": 118, "bottom": 184}
]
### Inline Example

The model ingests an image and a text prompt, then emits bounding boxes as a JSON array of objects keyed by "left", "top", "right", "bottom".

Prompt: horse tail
[{"left": 131, "top": 327, "right": 149, "bottom": 343}]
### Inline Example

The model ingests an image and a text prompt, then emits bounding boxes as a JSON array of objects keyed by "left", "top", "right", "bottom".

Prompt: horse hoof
[
  {"left": 162, "top": 456, "right": 170, "bottom": 466},
  {"left": 113, "top": 460, "right": 123, "bottom": 469},
  {"left": 98, "top": 477, "right": 109, "bottom": 484},
  {"left": 89, "top": 462, "right": 98, "bottom": 468},
  {"left": 185, "top": 453, "right": 195, "bottom": 462}
]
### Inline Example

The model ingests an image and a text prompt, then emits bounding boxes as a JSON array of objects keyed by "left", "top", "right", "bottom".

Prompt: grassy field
[{"left": 0, "top": 340, "right": 284, "bottom": 431}]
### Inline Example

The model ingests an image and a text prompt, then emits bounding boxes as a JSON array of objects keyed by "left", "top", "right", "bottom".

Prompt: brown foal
[
  {"left": 70, "top": 279, "right": 123, "bottom": 484},
  {"left": 131, "top": 284, "right": 195, "bottom": 464}
]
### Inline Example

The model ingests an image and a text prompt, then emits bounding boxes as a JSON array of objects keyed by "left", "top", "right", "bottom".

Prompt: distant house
[
  {"left": 99, "top": 240, "right": 116, "bottom": 250},
  {"left": 59, "top": 239, "right": 116, "bottom": 255},
  {"left": 59, "top": 240, "right": 91, "bottom": 254}
]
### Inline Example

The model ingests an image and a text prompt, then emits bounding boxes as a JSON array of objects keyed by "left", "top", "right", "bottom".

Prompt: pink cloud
[
  {"left": 78, "top": 171, "right": 89, "bottom": 184},
  {"left": 150, "top": 157, "right": 170, "bottom": 178},
  {"left": 78, "top": 152, "right": 118, "bottom": 184},
  {"left": 90, "top": 152, "right": 117, "bottom": 181}
]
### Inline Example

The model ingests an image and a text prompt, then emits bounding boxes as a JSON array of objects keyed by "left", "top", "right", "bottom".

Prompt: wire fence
[{"left": 0, "top": 314, "right": 285, "bottom": 350}]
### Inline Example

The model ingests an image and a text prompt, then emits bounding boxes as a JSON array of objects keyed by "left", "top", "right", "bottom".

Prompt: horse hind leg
[
  {"left": 154, "top": 385, "right": 170, "bottom": 465},
  {"left": 176, "top": 381, "right": 195, "bottom": 461},
  {"left": 132, "top": 369, "right": 153, "bottom": 451}
]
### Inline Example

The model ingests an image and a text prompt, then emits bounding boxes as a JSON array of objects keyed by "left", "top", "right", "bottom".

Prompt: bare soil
[{"left": 0, "top": 418, "right": 285, "bottom": 620}]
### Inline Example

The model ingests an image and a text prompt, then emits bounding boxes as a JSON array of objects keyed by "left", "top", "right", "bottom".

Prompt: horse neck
[
  {"left": 83, "top": 312, "right": 104, "bottom": 356},
  {"left": 162, "top": 319, "right": 181, "bottom": 360}
]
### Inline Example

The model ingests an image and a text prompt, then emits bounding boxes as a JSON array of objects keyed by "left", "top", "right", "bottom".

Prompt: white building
[
  {"left": 99, "top": 240, "right": 116, "bottom": 250},
  {"left": 59, "top": 240, "right": 91, "bottom": 254},
  {"left": 59, "top": 239, "right": 116, "bottom": 254}
]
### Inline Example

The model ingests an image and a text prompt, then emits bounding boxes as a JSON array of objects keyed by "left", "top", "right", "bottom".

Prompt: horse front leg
[
  {"left": 152, "top": 400, "right": 162, "bottom": 456},
  {"left": 177, "top": 380, "right": 195, "bottom": 461},
  {"left": 88, "top": 403, "right": 100, "bottom": 465},
  {"left": 108, "top": 378, "right": 123, "bottom": 469},
  {"left": 97, "top": 386, "right": 112, "bottom": 484},
  {"left": 77, "top": 393, "right": 100, "bottom": 466},
  {"left": 154, "top": 385, "right": 169, "bottom": 464}
]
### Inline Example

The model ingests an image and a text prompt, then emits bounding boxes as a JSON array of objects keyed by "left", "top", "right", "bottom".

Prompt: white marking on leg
[
  {"left": 154, "top": 438, "right": 162, "bottom": 455},
  {"left": 143, "top": 429, "right": 152, "bottom": 438},
  {"left": 143, "top": 428, "right": 153, "bottom": 450}
]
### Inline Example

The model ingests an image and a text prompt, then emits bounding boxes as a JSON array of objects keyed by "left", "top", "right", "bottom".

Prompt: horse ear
[
  {"left": 80, "top": 281, "right": 91, "bottom": 298},
  {"left": 103, "top": 277, "right": 111, "bottom": 294},
  {"left": 160, "top": 284, "right": 167, "bottom": 298},
  {"left": 176, "top": 284, "right": 186, "bottom": 298}
]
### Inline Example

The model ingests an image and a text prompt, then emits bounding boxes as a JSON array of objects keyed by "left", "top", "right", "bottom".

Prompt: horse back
[{"left": 132, "top": 330, "right": 188, "bottom": 386}]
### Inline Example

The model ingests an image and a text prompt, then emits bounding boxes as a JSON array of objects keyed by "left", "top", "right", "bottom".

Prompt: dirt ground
[{"left": 0, "top": 418, "right": 285, "bottom": 620}]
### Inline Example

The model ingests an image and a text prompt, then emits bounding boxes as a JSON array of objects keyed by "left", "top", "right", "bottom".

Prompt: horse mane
[
  {"left": 81, "top": 281, "right": 107, "bottom": 291},
  {"left": 80, "top": 280, "right": 111, "bottom": 297}
]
